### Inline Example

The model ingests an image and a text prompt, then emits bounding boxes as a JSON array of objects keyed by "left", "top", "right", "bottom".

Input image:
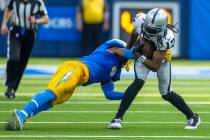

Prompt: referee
[{"left": 1, "top": 0, "right": 48, "bottom": 98}]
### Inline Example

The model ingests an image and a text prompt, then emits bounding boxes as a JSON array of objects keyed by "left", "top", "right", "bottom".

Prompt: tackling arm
[
  {"left": 127, "top": 29, "right": 139, "bottom": 49},
  {"left": 101, "top": 81, "right": 124, "bottom": 100},
  {"left": 108, "top": 47, "right": 136, "bottom": 59}
]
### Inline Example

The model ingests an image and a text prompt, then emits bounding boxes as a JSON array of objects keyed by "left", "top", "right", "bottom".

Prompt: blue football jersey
[{"left": 80, "top": 39, "right": 127, "bottom": 85}]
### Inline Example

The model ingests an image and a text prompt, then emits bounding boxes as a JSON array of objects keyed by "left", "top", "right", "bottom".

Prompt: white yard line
[
  {"left": 0, "top": 121, "right": 210, "bottom": 124},
  {"left": 13, "top": 77, "right": 210, "bottom": 80},
  {"left": 15, "top": 80, "right": 210, "bottom": 85},
  {"left": 16, "top": 80, "right": 210, "bottom": 84},
  {"left": 0, "top": 110, "right": 210, "bottom": 114},
  {"left": 0, "top": 135, "right": 209, "bottom": 139},
  {"left": 0, "top": 101, "right": 209, "bottom": 105},
  {"left": 1, "top": 93, "right": 210, "bottom": 97},
  {"left": 3, "top": 87, "right": 210, "bottom": 90}
]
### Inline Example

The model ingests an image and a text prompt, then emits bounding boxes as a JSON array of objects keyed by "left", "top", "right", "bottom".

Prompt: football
[{"left": 142, "top": 40, "right": 156, "bottom": 59}]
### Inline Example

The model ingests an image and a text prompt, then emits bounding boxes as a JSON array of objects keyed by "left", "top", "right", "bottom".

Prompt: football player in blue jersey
[{"left": 6, "top": 39, "right": 137, "bottom": 131}]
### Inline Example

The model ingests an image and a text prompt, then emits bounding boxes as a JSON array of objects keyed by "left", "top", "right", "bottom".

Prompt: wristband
[{"left": 138, "top": 55, "right": 146, "bottom": 63}]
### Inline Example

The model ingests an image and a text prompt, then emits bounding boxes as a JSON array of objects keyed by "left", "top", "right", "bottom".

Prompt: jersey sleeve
[{"left": 159, "top": 29, "right": 175, "bottom": 50}]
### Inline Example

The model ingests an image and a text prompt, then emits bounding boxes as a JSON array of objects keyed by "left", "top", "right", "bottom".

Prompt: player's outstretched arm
[
  {"left": 108, "top": 47, "right": 136, "bottom": 59},
  {"left": 101, "top": 81, "right": 124, "bottom": 100}
]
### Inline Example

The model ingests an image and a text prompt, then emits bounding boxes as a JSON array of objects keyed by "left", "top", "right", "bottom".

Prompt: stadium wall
[
  {"left": 189, "top": 0, "right": 210, "bottom": 59},
  {"left": 0, "top": 0, "right": 210, "bottom": 59}
]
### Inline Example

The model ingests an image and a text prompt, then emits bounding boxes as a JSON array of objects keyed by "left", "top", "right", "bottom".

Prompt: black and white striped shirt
[{"left": 8, "top": 0, "right": 48, "bottom": 30}]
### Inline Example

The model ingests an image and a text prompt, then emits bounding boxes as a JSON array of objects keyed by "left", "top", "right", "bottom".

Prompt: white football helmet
[
  {"left": 132, "top": 13, "right": 146, "bottom": 35},
  {"left": 142, "top": 8, "right": 168, "bottom": 40}
]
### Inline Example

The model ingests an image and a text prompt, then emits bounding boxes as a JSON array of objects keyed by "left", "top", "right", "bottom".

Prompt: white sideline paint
[
  {"left": 0, "top": 101, "right": 210, "bottom": 105},
  {"left": 0, "top": 121, "right": 210, "bottom": 124},
  {"left": 0, "top": 135, "right": 209, "bottom": 139},
  {"left": 1, "top": 65, "right": 210, "bottom": 78},
  {"left": 1, "top": 110, "right": 210, "bottom": 114},
  {"left": 1, "top": 93, "right": 210, "bottom": 97},
  {"left": 2, "top": 87, "right": 210, "bottom": 90}
]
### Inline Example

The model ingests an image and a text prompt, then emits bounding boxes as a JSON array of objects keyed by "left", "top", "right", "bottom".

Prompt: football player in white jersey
[{"left": 108, "top": 8, "right": 201, "bottom": 130}]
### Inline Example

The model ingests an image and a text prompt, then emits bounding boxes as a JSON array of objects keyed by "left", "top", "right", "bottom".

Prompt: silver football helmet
[
  {"left": 132, "top": 13, "right": 146, "bottom": 35},
  {"left": 142, "top": 8, "right": 168, "bottom": 40}
]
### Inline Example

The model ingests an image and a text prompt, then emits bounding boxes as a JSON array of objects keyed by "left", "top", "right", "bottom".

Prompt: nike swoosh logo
[{"left": 55, "top": 67, "right": 76, "bottom": 88}]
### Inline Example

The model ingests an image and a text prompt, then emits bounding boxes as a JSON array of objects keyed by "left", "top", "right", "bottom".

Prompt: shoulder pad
[{"left": 159, "top": 29, "right": 175, "bottom": 50}]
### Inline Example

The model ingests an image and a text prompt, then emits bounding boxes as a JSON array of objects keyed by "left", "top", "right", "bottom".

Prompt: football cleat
[
  {"left": 5, "top": 110, "right": 24, "bottom": 131},
  {"left": 5, "top": 88, "right": 16, "bottom": 99},
  {"left": 108, "top": 118, "right": 122, "bottom": 129},
  {"left": 184, "top": 113, "right": 201, "bottom": 130}
]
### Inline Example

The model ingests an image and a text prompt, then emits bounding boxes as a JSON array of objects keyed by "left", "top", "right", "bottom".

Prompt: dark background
[{"left": 0, "top": 0, "right": 209, "bottom": 59}]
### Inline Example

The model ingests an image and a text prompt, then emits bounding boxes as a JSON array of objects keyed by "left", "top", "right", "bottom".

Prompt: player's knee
[
  {"left": 105, "top": 91, "right": 124, "bottom": 100},
  {"left": 8, "top": 50, "right": 20, "bottom": 61},
  {"left": 104, "top": 92, "right": 114, "bottom": 100},
  {"left": 136, "top": 75, "right": 147, "bottom": 82},
  {"left": 160, "top": 91, "right": 168, "bottom": 97},
  {"left": 33, "top": 90, "right": 56, "bottom": 105},
  {"left": 161, "top": 91, "right": 174, "bottom": 101},
  {"left": 125, "top": 78, "right": 145, "bottom": 95},
  {"left": 132, "top": 78, "right": 145, "bottom": 89}
]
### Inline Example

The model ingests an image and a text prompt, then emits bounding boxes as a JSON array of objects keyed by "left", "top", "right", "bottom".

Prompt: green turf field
[{"left": 0, "top": 58, "right": 210, "bottom": 140}]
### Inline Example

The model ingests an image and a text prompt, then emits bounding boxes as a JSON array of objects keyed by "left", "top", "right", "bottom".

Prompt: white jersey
[
  {"left": 133, "top": 14, "right": 175, "bottom": 51},
  {"left": 133, "top": 13, "right": 174, "bottom": 96},
  {"left": 153, "top": 29, "right": 175, "bottom": 51}
]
